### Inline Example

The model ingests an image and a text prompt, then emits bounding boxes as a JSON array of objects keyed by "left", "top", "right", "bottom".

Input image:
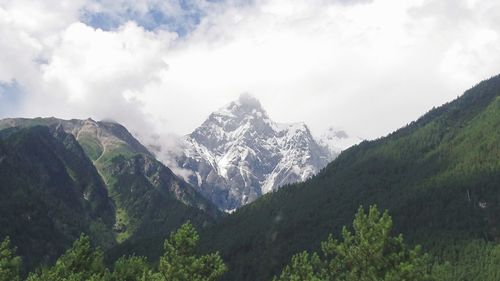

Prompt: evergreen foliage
[
  {"left": 0, "top": 237, "right": 21, "bottom": 281},
  {"left": 432, "top": 240, "right": 500, "bottom": 281},
  {"left": 26, "top": 235, "right": 107, "bottom": 281},
  {"left": 2, "top": 223, "right": 226, "bottom": 281},
  {"left": 274, "top": 206, "right": 433, "bottom": 281},
  {"left": 110, "top": 256, "right": 154, "bottom": 281},
  {"left": 274, "top": 251, "right": 323, "bottom": 281},
  {"left": 158, "top": 222, "right": 227, "bottom": 281}
]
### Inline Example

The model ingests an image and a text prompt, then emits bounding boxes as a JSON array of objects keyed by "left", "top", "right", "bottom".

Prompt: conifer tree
[
  {"left": 158, "top": 222, "right": 227, "bottom": 281},
  {"left": 26, "top": 235, "right": 107, "bottom": 281},
  {"left": 111, "top": 256, "right": 155, "bottom": 281},
  {"left": 0, "top": 237, "right": 21, "bottom": 281},
  {"left": 275, "top": 206, "right": 434, "bottom": 281}
]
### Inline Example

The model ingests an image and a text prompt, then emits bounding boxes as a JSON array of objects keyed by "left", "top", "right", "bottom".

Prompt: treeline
[
  {"left": 2, "top": 206, "right": 500, "bottom": 280},
  {"left": 0, "top": 222, "right": 226, "bottom": 281}
]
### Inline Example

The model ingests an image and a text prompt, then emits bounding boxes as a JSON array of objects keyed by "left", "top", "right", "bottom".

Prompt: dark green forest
[
  {"left": 1, "top": 207, "right": 441, "bottom": 280},
  {"left": 1, "top": 74, "right": 500, "bottom": 280},
  {"left": 0, "top": 222, "right": 226, "bottom": 281},
  {"left": 4, "top": 206, "right": 499, "bottom": 280}
]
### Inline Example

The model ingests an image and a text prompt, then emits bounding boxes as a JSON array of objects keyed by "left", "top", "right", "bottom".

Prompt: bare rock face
[{"left": 174, "top": 94, "right": 332, "bottom": 211}]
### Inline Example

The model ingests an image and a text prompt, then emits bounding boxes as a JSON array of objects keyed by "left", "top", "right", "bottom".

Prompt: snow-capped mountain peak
[{"left": 174, "top": 94, "right": 331, "bottom": 211}]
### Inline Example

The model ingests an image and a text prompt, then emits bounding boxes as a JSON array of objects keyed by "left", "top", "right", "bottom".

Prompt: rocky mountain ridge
[{"left": 171, "top": 94, "right": 334, "bottom": 211}]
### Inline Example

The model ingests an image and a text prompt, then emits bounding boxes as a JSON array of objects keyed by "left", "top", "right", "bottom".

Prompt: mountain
[
  {"left": 171, "top": 94, "right": 331, "bottom": 211},
  {"left": 0, "top": 118, "right": 219, "bottom": 271},
  {"left": 191, "top": 75, "right": 500, "bottom": 281},
  {"left": 0, "top": 125, "right": 116, "bottom": 271}
]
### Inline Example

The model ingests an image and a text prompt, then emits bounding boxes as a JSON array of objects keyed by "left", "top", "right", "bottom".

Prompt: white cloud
[
  {"left": 28, "top": 21, "right": 175, "bottom": 132},
  {"left": 0, "top": 0, "right": 86, "bottom": 103},
  {"left": 0, "top": 3, "right": 176, "bottom": 132},
  {"left": 1, "top": 0, "right": 500, "bottom": 143},
  {"left": 46, "top": 24, "right": 147, "bottom": 96},
  {"left": 138, "top": 0, "right": 500, "bottom": 138}
]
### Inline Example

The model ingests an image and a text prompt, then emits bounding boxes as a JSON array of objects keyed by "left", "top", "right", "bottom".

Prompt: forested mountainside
[
  {"left": 0, "top": 118, "right": 219, "bottom": 273},
  {"left": 191, "top": 74, "right": 500, "bottom": 280},
  {"left": 0, "top": 126, "right": 115, "bottom": 271}
]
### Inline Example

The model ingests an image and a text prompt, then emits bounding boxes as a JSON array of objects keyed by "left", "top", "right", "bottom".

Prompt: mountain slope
[
  {"left": 0, "top": 118, "right": 220, "bottom": 271},
  {"left": 0, "top": 117, "right": 219, "bottom": 212},
  {"left": 197, "top": 75, "right": 500, "bottom": 281},
  {"left": 173, "top": 94, "right": 331, "bottom": 211},
  {"left": 0, "top": 126, "right": 116, "bottom": 271}
]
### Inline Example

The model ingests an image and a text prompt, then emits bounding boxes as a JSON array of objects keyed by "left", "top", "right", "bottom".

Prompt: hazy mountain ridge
[{"left": 173, "top": 94, "right": 332, "bottom": 211}]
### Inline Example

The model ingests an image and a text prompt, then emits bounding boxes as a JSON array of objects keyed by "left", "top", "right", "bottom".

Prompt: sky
[{"left": 1, "top": 0, "right": 500, "bottom": 143}]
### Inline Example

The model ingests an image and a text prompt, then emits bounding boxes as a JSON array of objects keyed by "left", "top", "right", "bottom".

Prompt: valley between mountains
[{"left": 1, "top": 75, "right": 500, "bottom": 281}]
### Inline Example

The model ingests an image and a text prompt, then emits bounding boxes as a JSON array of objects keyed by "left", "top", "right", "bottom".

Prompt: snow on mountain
[
  {"left": 317, "top": 127, "right": 364, "bottom": 158},
  {"left": 173, "top": 94, "right": 331, "bottom": 211}
]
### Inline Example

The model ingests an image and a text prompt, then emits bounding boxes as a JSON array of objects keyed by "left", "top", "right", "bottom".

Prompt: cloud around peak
[
  {"left": 1, "top": 0, "right": 500, "bottom": 143},
  {"left": 237, "top": 93, "right": 262, "bottom": 109}
]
